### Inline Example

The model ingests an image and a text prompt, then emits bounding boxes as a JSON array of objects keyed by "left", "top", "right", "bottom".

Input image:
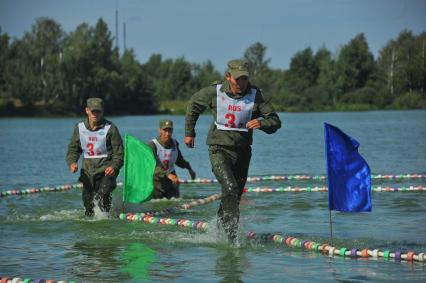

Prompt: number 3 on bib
[
  {"left": 86, "top": 143, "right": 95, "bottom": 156},
  {"left": 225, "top": 113, "right": 236, "bottom": 128},
  {"left": 162, "top": 159, "right": 170, "bottom": 170}
]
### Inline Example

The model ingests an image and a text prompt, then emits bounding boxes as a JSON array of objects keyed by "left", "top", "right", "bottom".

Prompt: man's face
[
  {"left": 159, "top": 128, "right": 173, "bottom": 143},
  {"left": 85, "top": 107, "right": 104, "bottom": 124},
  {"left": 226, "top": 74, "right": 249, "bottom": 95}
]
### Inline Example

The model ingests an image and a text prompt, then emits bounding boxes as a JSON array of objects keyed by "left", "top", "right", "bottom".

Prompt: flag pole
[{"left": 328, "top": 210, "right": 333, "bottom": 246}]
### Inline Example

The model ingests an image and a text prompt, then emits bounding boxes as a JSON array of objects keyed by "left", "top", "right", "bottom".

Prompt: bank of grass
[
  {"left": 271, "top": 103, "right": 379, "bottom": 112},
  {"left": 2, "top": 95, "right": 424, "bottom": 117},
  {"left": 159, "top": 100, "right": 382, "bottom": 114},
  {"left": 157, "top": 99, "right": 424, "bottom": 114}
]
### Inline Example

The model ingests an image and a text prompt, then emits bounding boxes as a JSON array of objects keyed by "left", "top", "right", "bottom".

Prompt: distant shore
[{"left": 1, "top": 102, "right": 425, "bottom": 118}]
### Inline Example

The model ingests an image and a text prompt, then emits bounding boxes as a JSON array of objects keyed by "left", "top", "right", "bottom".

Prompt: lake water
[{"left": 0, "top": 111, "right": 425, "bottom": 282}]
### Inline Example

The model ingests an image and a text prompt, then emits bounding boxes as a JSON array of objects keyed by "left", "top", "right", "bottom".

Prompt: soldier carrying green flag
[{"left": 148, "top": 119, "right": 196, "bottom": 199}]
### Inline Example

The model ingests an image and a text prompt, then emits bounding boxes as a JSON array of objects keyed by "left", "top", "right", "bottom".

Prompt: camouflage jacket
[
  {"left": 185, "top": 80, "right": 281, "bottom": 148},
  {"left": 66, "top": 118, "right": 124, "bottom": 177},
  {"left": 147, "top": 137, "right": 192, "bottom": 178}
]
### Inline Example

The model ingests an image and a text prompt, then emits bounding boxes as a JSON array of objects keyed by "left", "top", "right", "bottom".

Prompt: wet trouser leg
[
  {"left": 209, "top": 145, "right": 251, "bottom": 242},
  {"left": 96, "top": 175, "right": 117, "bottom": 212},
  {"left": 80, "top": 172, "right": 95, "bottom": 216},
  {"left": 79, "top": 171, "right": 117, "bottom": 216},
  {"left": 153, "top": 174, "right": 180, "bottom": 199}
]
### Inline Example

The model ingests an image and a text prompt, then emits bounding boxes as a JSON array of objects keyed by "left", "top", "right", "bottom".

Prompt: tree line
[{"left": 0, "top": 17, "right": 425, "bottom": 116}]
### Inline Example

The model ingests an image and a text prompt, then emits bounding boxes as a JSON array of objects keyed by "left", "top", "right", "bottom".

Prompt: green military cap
[
  {"left": 87, "top": 97, "right": 104, "bottom": 111},
  {"left": 160, "top": 119, "right": 173, "bottom": 129},
  {"left": 227, "top": 59, "right": 250, "bottom": 79}
]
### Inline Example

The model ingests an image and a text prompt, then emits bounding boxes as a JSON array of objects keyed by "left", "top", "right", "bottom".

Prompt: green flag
[{"left": 124, "top": 134, "right": 156, "bottom": 203}]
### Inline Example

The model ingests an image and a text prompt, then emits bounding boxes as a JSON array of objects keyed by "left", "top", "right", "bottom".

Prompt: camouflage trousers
[
  {"left": 208, "top": 145, "right": 251, "bottom": 242},
  {"left": 79, "top": 171, "right": 117, "bottom": 216},
  {"left": 153, "top": 173, "right": 180, "bottom": 199}
]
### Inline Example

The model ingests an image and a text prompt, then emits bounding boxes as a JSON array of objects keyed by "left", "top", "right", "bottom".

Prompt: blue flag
[{"left": 324, "top": 123, "right": 371, "bottom": 212}]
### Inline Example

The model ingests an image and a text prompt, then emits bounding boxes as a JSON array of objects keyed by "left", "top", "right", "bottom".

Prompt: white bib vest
[
  {"left": 78, "top": 122, "right": 111, "bottom": 159},
  {"left": 215, "top": 84, "right": 256, "bottom": 132},
  {"left": 152, "top": 138, "right": 178, "bottom": 174}
]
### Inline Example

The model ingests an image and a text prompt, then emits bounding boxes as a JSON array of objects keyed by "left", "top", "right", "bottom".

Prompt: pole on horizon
[
  {"left": 115, "top": 9, "right": 119, "bottom": 50},
  {"left": 328, "top": 210, "right": 333, "bottom": 246},
  {"left": 123, "top": 22, "right": 127, "bottom": 51}
]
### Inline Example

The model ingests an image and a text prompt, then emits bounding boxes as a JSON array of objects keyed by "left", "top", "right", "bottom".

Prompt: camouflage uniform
[
  {"left": 66, "top": 98, "right": 124, "bottom": 216},
  {"left": 185, "top": 60, "right": 281, "bottom": 241},
  {"left": 148, "top": 120, "right": 194, "bottom": 199}
]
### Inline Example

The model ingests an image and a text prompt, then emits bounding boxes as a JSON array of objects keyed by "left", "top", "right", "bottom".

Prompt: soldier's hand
[
  {"left": 189, "top": 169, "right": 196, "bottom": 180},
  {"left": 70, "top": 163, "right": 78, "bottom": 173},
  {"left": 104, "top": 166, "right": 115, "bottom": 176},
  {"left": 246, "top": 119, "right": 261, "bottom": 130},
  {"left": 185, "top": 136, "right": 195, "bottom": 148},
  {"left": 167, "top": 173, "right": 179, "bottom": 184}
]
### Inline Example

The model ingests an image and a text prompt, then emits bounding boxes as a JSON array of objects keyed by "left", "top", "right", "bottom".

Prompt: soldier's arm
[
  {"left": 175, "top": 141, "right": 196, "bottom": 179},
  {"left": 185, "top": 86, "right": 214, "bottom": 138},
  {"left": 109, "top": 125, "right": 124, "bottom": 172},
  {"left": 66, "top": 125, "right": 82, "bottom": 167},
  {"left": 255, "top": 91, "right": 282, "bottom": 134},
  {"left": 175, "top": 141, "right": 192, "bottom": 170}
]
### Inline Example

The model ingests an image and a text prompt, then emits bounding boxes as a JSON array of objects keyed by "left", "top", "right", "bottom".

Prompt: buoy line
[
  {"left": 0, "top": 276, "right": 76, "bottom": 283},
  {"left": 118, "top": 213, "right": 425, "bottom": 263},
  {"left": 179, "top": 173, "right": 426, "bottom": 184},
  {"left": 247, "top": 232, "right": 425, "bottom": 263},
  {"left": 2, "top": 183, "right": 425, "bottom": 199},
  {"left": 0, "top": 183, "right": 83, "bottom": 198},
  {"left": 243, "top": 186, "right": 425, "bottom": 193},
  {"left": 130, "top": 193, "right": 221, "bottom": 217},
  {"left": 1, "top": 173, "right": 425, "bottom": 198}
]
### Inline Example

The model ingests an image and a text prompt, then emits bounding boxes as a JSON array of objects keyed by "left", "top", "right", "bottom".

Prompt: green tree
[
  {"left": 243, "top": 42, "right": 270, "bottom": 80},
  {"left": 417, "top": 32, "right": 426, "bottom": 94},
  {"left": 3, "top": 17, "right": 65, "bottom": 108},
  {"left": 377, "top": 30, "right": 426, "bottom": 107},
  {"left": 287, "top": 47, "right": 318, "bottom": 94},
  {"left": 376, "top": 38, "right": 398, "bottom": 104},
  {"left": 315, "top": 46, "right": 337, "bottom": 107},
  {"left": 59, "top": 18, "right": 120, "bottom": 113},
  {"left": 192, "top": 60, "right": 221, "bottom": 89},
  {"left": 242, "top": 42, "right": 284, "bottom": 108},
  {"left": 143, "top": 56, "right": 194, "bottom": 101},
  {"left": 116, "top": 49, "right": 156, "bottom": 114},
  {"left": 335, "top": 33, "right": 375, "bottom": 97},
  {"left": 2, "top": 15, "right": 425, "bottom": 115},
  {"left": 167, "top": 57, "right": 193, "bottom": 100},
  {"left": 0, "top": 28, "right": 10, "bottom": 92},
  {"left": 394, "top": 30, "right": 422, "bottom": 94},
  {"left": 89, "top": 18, "right": 121, "bottom": 111},
  {"left": 142, "top": 54, "right": 163, "bottom": 80},
  {"left": 60, "top": 22, "right": 94, "bottom": 111}
]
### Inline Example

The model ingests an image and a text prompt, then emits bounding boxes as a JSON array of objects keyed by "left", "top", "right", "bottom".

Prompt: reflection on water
[
  {"left": 120, "top": 243, "right": 156, "bottom": 281},
  {"left": 71, "top": 240, "right": 123, "bottom": 282},
  {"left": 215, "top": 248, "right": 246, "bottom": 283}
]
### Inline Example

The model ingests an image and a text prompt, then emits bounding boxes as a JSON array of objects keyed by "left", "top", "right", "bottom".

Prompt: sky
[{"left": 0, "top": 0, "right": 425, "bottom": 72}]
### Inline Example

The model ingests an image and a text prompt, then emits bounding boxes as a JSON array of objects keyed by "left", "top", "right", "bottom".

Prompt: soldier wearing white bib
[
  {"left": 185, "top": 59, "right": 281, "bottom": 243},
  {"left": 66, "top": 98, "right": 124, "bottom": 216},
  {"left": 148, "top": 119, "right": 196, "bottom": 199}
]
